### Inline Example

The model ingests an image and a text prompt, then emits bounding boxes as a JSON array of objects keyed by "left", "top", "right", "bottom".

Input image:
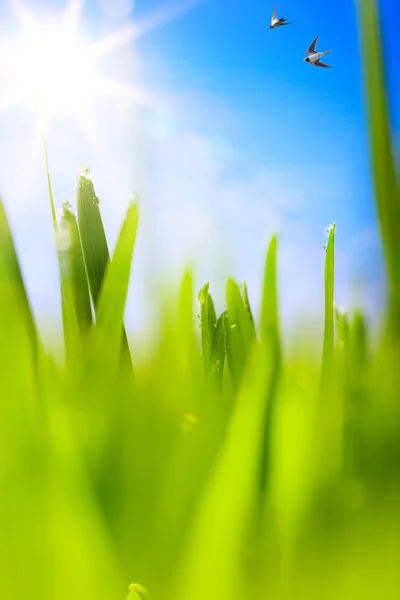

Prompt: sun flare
[
  {"left": 0, "top": 0, "right": 202, "bottom": 132},
  {"left": 12, "top": 19, "right": 100, "bottom": 119}
]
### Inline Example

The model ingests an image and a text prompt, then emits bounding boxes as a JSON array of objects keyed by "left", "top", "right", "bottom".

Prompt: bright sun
[
  {"left": 14, "top": 16, "right": 99, "bottom": 118},
  {"left": 0, "top": 0, "right": 201, "bottom": 131}
]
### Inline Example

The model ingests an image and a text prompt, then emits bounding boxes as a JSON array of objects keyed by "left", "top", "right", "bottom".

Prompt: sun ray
[
  {"left": 87, "top": 0, "right": 206, "bottom": 62},
  {"left": 92, "top": 78, "right": 166, "bottom": 109},
  {"left": 61, "top": 0, "right": 83, "bottom": 41},
  {"left": 0, "top": 0, "right": 206, "bottom": 146}
]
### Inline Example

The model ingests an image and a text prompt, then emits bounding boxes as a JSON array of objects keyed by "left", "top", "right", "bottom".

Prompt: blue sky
[{"left": 0, "top": 0, "right": 399, "bottom": 347}]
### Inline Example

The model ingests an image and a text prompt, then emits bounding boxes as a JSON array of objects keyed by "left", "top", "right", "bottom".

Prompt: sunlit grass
[{"left": 0, "top": 0, "right": 399, "bottom": 599}]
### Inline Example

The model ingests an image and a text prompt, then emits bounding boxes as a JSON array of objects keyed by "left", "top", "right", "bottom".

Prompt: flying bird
[
  {"left": 270, "top": 5, "right": 291, "bottom": 28},
  {"left": 303, "top": 36, "right": 332, "bottom": 68}
]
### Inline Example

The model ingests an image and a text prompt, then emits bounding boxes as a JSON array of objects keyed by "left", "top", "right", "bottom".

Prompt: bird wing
[
  {"left": 306, "top": 36, "right": 319, "bottom": 56},
  {"left": 278, "top": 20, "right": 291, "bottom": 25},
  {"left": 315, "top": 60, "right": 331, "bottom": 68},
  {"left": 272, "top": 5, "right": 277, "bottom": 19}
]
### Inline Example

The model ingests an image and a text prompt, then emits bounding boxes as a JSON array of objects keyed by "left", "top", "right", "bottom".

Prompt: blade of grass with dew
[
  {"left": 198, "top": 282, "right": 217, "bottom": 378},
  {"left": 242, "top": 280, "right": 256, "bottom": 337},
  {"left": 77, "top": 166, "right": 132, "bottom": 370},
  {"left": 84, "top": 201, "right": 139, "bottom": 380},
  {"left": 209, "top": 312, "right": 226, "bottom": 389},
  {"left": 357, "top": 0, "right": 400, "bottom": 325},
  {"left": 318, "top": 224, "right": 345, "bottom": 482},
  {"left": 39, "top": 104, "right": 83, "bottom": 371},
  {"left": 58, "top": 201, "right": 93, "bottom": 350},
  {"left": 321, "top": 223, "right": 336, "bottom": 387},
  {"left": 225, "top": 278, "right": 256, "bottom": 389},
  {"left": 171, "top": 237, "right": 282, "bottom": 600},
  {"left": 76, "top": 166, "right": 111, "bottom": 306},
  {"left": 74, "top": 202, "right": 139, "bottom": 480}
]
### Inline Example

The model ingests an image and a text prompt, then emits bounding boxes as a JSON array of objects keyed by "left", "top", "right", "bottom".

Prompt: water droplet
[
  {"left": 61, "top": 200, "right": 73, "bottom": 218},
  {"left": 55, "top": 224, "right": 72, "bottom": 252},
  {"left": 79, "top": 164, "right": 91, "bottom": 179},
  {"left": 230, "top": 324, "right": 237, "bottom": 329}
]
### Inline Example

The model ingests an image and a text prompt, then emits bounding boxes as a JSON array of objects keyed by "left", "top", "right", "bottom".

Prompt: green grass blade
[
  {"left": 335, "top": 307, "right": 350, "bottom": 364},
  {"left": 241, "top": 280, "right": 256, "bottom": 336},
  {"left": 58, "top": 201, "right": 92, "bottom": 345},
  {"left": 350, "top": 311, "right": 368, "bottom": 375},
  {"left": 178, "top": 270, "right": 203, "bottom": 412},
  {"left": 85, "top": 201, "right": 139, "bottom": 378},
  {"left": 258, "top": 234, "right": 282, "bottom": 496},
  {"left": 171, "top": 347, "right": 275, "bottom": 600},
  {"left": 225, "top": 278, "right": 256, "bottom": 389},
  {"left": 209, "top": 312, "right": 226, "bottom": 389},
  {"left": 198, "top": 282, "right": 217, "bottom": 378},
  {"left": 77, "top": 166, "right": 110, "bottom": 307},
  {"left": 77, "top": 166, "right": 132, "bottom": 370},
  {"left": 321, "top": 224, "right": 336, "bottom": 385},
  {"left": 357, "top": 0, "right": 400, "bottom": 322},
  {"left": 260, "top": 235, "right": 280, "bottom": 352},
  {"left": 0, "top": 198, "right": 38, "bottom": 360}
]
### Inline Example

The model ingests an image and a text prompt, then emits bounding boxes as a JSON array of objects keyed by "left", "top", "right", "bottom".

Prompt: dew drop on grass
[
  {"left": 61, "top": 199, "right": 72, "bottom": 217},
  {"left": 78, "top": 164, "right": 92, "bottom": 179},
  {"left": 230, "top": 324, "right": 237, "bottom": 329},
  {"left": 210, "top": 359, "right": 221, "bottom": 375},
  {"left": 55, "top": 221, "right": 72, "bottom": 252}
]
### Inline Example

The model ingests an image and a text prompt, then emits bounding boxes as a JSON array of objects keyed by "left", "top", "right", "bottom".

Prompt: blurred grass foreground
[{"left": 1, "top": 1, "right": 399, "bottom": 599}]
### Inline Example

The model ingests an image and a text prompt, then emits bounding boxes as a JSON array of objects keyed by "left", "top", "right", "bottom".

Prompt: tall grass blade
[
  {"left": 321, "top": 224, "right": 336, "bottom": 386},
  {"left": 38, "top": 127, "right": 82, "bottom": 373},
  {"left": 260, "top": 235, "right": 280, "bottom": 352},
  {"left": 198, "top": 282, "right": 217, "bottom": 378},
  {"left": 171, "top": 349, "right": 274, "bottom": 600},
  {"left": 85, "top": 201, "right": 139, "bottom": 378},
  {"left": 209, "top": 312, "right": 226, "bottom": 389},
  {"left": 178, "top": 270, "right": 203, "bottom": 412},
  {"left": 350, "top": 311, "right": 368, "bottom": 376},
  {"left": 0, "top": 198, "right": 38, "bottom": 360},
  {"left": 357, "top": 0, "right": 400, "bottom": 325},
  {"left": 242, "top": 280, "right": 256, "bottom": 334},
  {"left": 76, "top": 166, "right": 110, "bottom": 307},
  {"left": 58, "top": 201, "right": 92, "bottom": 351},
  {"left": 77, "top": 166, "right": 132, "bottom": 369},
  {"left": 258, "top": 234, "right": 282, "bottom": 496},
  {"left": 225, "top": 278, "right": 256, "bottom": 389}
]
